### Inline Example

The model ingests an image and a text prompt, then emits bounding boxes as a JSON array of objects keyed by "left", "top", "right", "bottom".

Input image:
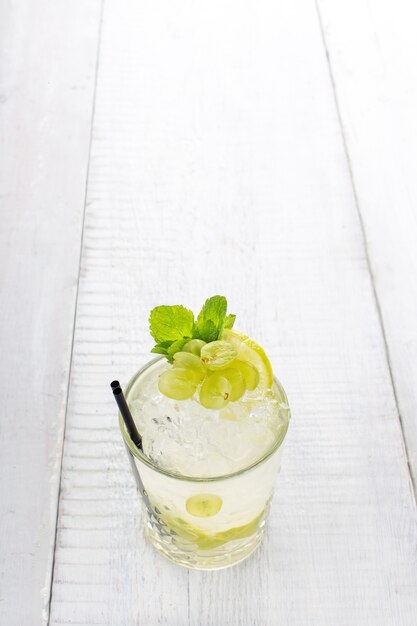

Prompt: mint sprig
[
  {"left": 149, "top": 295, "right": 235, "bottom": 362},
  {"left": 194, "top": 295, "right": 227, "bottom": 342}
]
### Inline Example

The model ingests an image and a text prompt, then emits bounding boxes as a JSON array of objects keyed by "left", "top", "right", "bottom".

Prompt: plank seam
[
  {"left": 45, "top": 2, "right": 106, "bottom": 623},
  {"left": 313, "top": 0, "right": 417, "bottom": 502}
]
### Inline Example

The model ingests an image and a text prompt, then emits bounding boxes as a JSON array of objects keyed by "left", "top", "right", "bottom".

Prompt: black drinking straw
[
  {"left": 110, "top": 380, "right": 160, "bottom": 523},
  {"left": 110, "top": 380, "right": 142, "bottom": 450}
]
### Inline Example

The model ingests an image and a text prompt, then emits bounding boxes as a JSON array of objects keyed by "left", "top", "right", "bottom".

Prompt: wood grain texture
[
  {"left": 49, "top": 0, "right": 417, "bottom": 624},
  {"left": 0, "top": 2, "right": 102, "bottom": 624},
  {"left": 315, "top": 0, "right": 417, "bottom": 493}
]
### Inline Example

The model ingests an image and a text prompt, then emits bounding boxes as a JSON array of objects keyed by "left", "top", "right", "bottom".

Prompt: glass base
[{"left": 143, "top": 513, "right": 267, "bottom": 570}]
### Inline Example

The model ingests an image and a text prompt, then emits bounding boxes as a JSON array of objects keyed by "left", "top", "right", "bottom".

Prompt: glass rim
[{"left": 120, "top": 356, "right": 290, "bottom": 483}]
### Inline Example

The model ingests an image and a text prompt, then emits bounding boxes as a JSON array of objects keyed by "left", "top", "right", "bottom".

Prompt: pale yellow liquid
[{"left": 122, "top": 358, "right": 290, "bottom": 569}]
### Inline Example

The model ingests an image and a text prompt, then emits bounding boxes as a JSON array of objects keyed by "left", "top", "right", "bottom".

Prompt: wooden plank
[
  {"left": 50, "top": 0, "right": 417, "bottom": 624},
  {"left": 314, "top": 0, "right": 417, "bottom": 492},
  {"left": 0, "top": 1, "right": 102, "bottom": 624}
]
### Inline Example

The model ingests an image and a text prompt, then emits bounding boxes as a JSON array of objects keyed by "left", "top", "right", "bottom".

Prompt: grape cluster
[{"left": 158, "top": 339, "right": 260, "bottom": 409}]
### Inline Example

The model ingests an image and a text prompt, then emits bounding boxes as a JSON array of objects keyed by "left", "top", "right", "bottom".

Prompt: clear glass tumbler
[{"left": 120, "top": 358, "right": 290, "bottom": 570}]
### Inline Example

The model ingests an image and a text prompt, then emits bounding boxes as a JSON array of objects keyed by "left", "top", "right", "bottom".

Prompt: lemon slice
[{"left": 222, "top": 329, "right": 273, "bottom": 388}]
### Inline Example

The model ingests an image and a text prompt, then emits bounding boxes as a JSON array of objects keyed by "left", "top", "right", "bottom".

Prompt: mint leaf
[
  {"left": 193, "top": 319, "right": 218, "bottom": 343},
  {"left": 195, "top": 295, "right": 227, "bottom": 342},
  {"left": 160, "top": 340, "right": 175, "bottom": 348},
  {"left": 151, "top": 345, "right": 169, "bottom": 355},
  {"left": 149, "top": 305, "right": 194, "bottom": 343},
  {"left": 151, "top": 339, "right": 176, "bottom": 355},
  {"left": 224, "top": 314, "right": 236, "bottom": 329},
  {"left": 167, "top": 338, "right": 189, "bottom": 362}
]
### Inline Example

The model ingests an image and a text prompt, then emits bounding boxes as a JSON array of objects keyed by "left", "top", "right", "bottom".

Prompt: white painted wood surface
[
  {"left": 315, "top": 0, "right": 417, "bottom": 491},
  {"left": 47, "top": 1, "right": 417, "bottom": 625},
  {"left": 2, "top": 0, "right": 417, "bottom": 624},
  {"left": 0, "top": 1, "right": 102, "bottom": 624}
]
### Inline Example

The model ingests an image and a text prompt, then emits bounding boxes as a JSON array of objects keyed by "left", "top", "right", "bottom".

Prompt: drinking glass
[{"left": 119, "top": 358, "right": 290, "bottom": 570}]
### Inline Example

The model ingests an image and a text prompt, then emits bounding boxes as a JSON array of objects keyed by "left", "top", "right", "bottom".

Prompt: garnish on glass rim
[{"left": 149, "top": 295, "right": 272, "bottom": 409}]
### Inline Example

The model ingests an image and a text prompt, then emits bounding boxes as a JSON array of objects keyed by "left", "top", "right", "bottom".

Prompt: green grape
[
  {"left": 182, "top": 339, "right": 206, "bottom": 356},
  {"left": 232, "top": 359, "right": 260, "bottom": 390},
  {"left": 158, "top": 367, "right": 197, "bottom": 400},
  {"left": 185, "top": 494, "right": 223, "bottom": 517},
  {"left": 172, "top": 351, "right": 206, "bottom": 382},
  {"left": 199, "top": 372, "right": 232, "bottom": 409},
  {"left": 221, "top": 367, "right": 246, "bottom": 401},
  {"left": 200, "top": 340, "right": 237, "bottom": 370}
]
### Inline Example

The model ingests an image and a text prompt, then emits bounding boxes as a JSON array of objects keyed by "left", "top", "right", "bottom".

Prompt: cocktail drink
[{"left": 118, "top": 296, "right": 290, "bottom": 570}]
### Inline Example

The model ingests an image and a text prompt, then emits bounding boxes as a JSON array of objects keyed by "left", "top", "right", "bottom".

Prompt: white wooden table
[{"left": 1, "top": 1, "right": 417, "bottom": 624}]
